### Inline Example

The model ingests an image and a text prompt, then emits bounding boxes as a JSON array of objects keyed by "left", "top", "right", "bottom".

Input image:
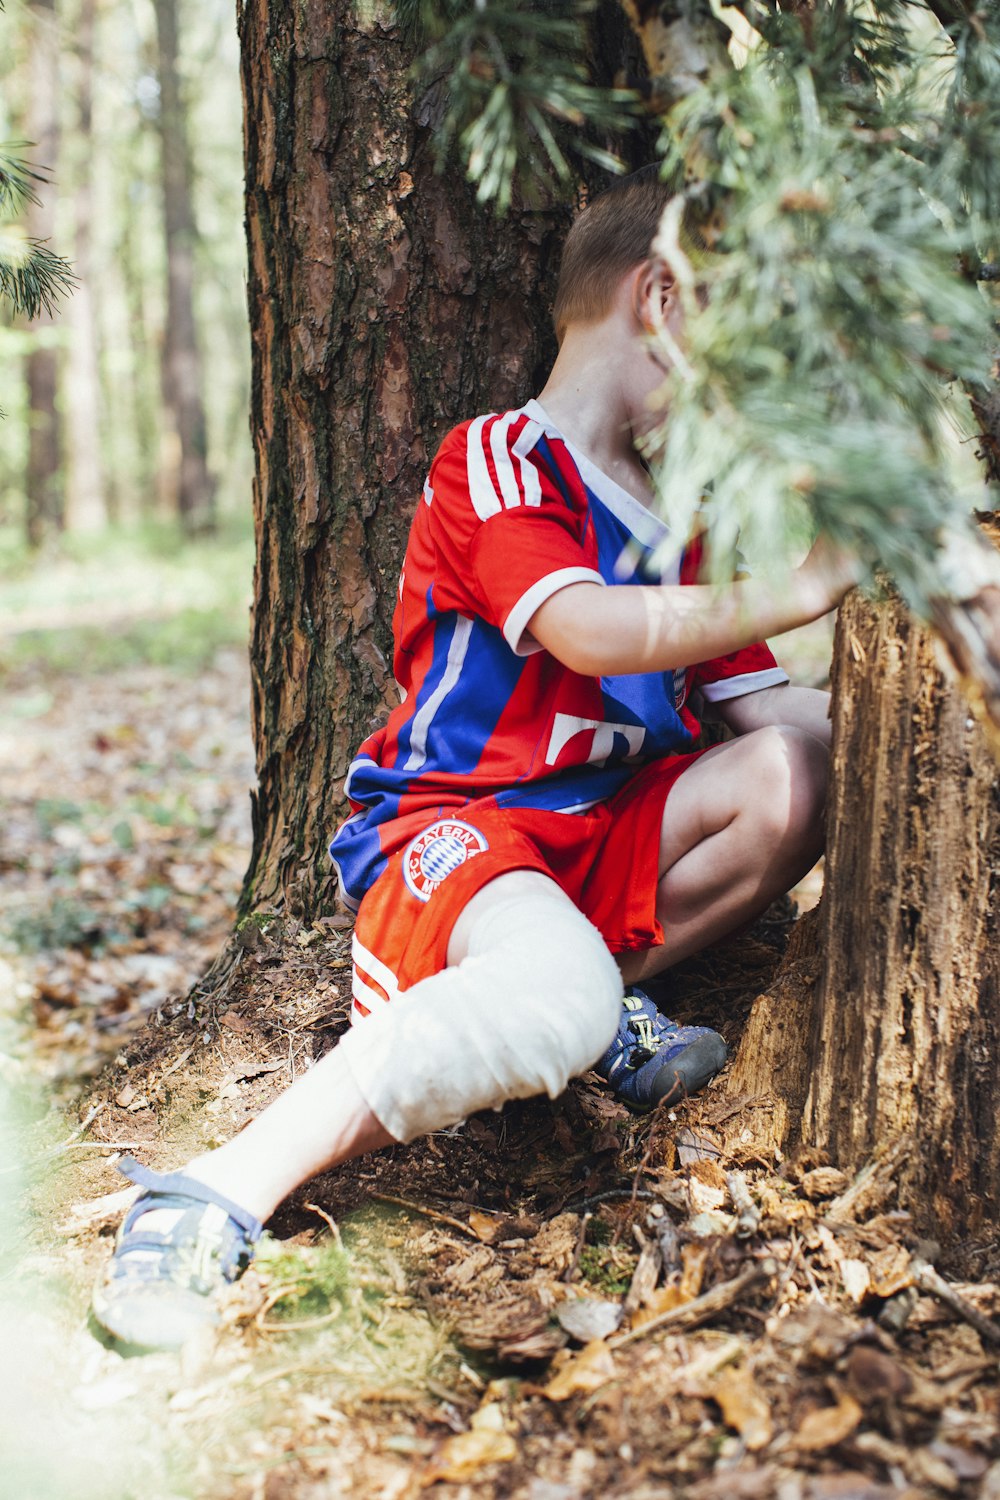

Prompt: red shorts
[{"left": 350, "top": 753, "right": 705, "bottom": 1019}]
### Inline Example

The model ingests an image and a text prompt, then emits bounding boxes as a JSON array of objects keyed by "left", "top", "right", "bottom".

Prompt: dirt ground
[{"left": 3, "top": 606, "right": 1000, "bottom": 1500}]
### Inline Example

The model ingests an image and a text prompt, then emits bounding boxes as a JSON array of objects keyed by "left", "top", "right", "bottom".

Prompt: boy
[{"left": 92, "top": 168, "right": 855, "bottom": 1351}]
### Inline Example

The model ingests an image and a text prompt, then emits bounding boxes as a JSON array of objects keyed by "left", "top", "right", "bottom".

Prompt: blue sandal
[{"left": 90, "top": 1156, "right": 263, "bottom": 1351}]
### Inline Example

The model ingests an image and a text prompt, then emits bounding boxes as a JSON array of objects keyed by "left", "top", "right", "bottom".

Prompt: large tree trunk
[
  {"left": 236, "top": 1, "right": 573, "bottom": 919},
  {"left": 731, "top": 588, "right": 1000, "bottom": 1238},
  {"left": 24, "top": 0, "right": 63, "bottom": 548},
  {"left": 153, "top": 0, "right": 215, "bottom": 532}
]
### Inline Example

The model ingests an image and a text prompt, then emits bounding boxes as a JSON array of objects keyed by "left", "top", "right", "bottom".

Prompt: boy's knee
[
  {"left": 339, "top": 881, "right": 623, "bottom": 1143},
  {"left": 745, "top": 725, "right": 828, "bottom": 834}
]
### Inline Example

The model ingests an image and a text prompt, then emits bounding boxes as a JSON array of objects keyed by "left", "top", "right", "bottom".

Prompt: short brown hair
[{"left": 552, "top": 165, "right": 673, "bottom": 344}]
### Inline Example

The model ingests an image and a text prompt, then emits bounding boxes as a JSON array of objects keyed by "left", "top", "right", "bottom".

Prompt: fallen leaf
[
  {"left": 629, "top": 1284, "right": 689, "bottom": 1329},
  {"left": 469, "top": 1401, "right": 507, "bottom": 1432},
  {"left": 469, "top": 1210, "right": 501, "bottom": 1244},
  {"left": 800, "top": 1167, "right": 849, "bottom": 1200},
  {"left": 867, "top": 1243, "right": 914, "bottom": 1298},
  {"left": 542, "top": 1339, "right": 617, "bottom": 1401},
  {"left": 556, "top": 1298, "right": 623, "bottom": 1342},
  {"left": 840, "top": 1258, "right": 871, "bottom": 1303},
  {"left": 689, "top": 1171, "right": 727, "bottom": 1215},
  {"left": 421, "top": 1429, "right": 518, "bottom": 1483},
  {"left": 624, "top": 1240, "right": 662, "bottom": 1315},
  {"left": 680, "top": 1242, "right": 710, "bottom": 1299},
  {"left": 687, "top": 1210, "right": 735, "bottom": 1238},
  {"left": 794, "top": 1392, "right": 864, "bottom": 1450},
  {"left": 676, "top": 1126, "right": 722, "bottom": 1165},
  {"left": 711, "top": 1366, "right": 773, "bottom": 1451}
]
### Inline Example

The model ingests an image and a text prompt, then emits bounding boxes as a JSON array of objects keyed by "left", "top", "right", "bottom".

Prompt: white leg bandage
[{"left": 338, "top": 880, "right": 623, "bottom": 1143}]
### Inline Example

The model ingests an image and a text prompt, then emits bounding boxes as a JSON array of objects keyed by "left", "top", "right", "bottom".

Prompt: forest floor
[{"left": 2, "top": 535, "right": 999, "bottom": 1500}]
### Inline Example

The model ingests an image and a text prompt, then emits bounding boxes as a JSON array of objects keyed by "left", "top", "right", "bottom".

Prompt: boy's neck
[{"left": 535, "top": 322, "right": 663, "bottom": 509}]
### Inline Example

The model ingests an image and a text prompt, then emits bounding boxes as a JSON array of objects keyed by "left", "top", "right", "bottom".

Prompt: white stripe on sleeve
[
  {"left": 502, "top": 567, "right": 606, "bottom": 656},
  {"left": 489, "top": 412, "right": 523, "bottom": 509},
  {"left": 699, "top": 666, "right": 790, "bottom": 701},
  {"left": 511, "top": 419, "right": 543, "bottom": 506},
  {"left": 466, "top": 414, "right": 502, "bottom": 520}
]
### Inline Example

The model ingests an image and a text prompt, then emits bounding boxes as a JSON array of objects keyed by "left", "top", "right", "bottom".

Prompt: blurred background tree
[{"left": 0, "top": 0, "right": 247, "bottom": 550}]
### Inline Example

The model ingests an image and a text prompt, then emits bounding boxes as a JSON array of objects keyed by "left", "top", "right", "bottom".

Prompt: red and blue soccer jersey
[{"left": 330, "top": 399, "right": 788, "bottom": 909}]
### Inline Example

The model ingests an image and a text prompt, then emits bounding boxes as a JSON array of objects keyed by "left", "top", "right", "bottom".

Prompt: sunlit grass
[{"left": 0, "top": 516, "right": 253, "bottom": 677}]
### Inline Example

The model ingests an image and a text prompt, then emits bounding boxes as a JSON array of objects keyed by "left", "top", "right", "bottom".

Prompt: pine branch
[
  {"left": 406, "top": 0, "right": 639, "bottom": 211},
  {"left": 0, "top": 237, "right": 76, "bottom": 319},
  {"left": 0, "top": 146, "right": 46, "bottom": 217}
]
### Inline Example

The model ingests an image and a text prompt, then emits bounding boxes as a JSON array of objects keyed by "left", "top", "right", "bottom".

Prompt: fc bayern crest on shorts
[{"left": 402, "top": 819, "right": 489, "bottom": 903}]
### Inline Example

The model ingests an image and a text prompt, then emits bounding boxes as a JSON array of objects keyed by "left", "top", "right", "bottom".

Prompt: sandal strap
[{"left": 116, "top": 1156, "right": 264, "bottom": 1241}]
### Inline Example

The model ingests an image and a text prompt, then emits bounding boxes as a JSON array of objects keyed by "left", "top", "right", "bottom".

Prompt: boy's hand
[{"left": 795, "top": 536, "right": 864, "bottom": 618}]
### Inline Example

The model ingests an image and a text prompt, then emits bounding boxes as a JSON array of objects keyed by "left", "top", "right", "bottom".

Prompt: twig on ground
[
  {"left": 563, "top": 1210, "right": 593, "bottom": 1283},
  {"left": 726, "top": 1170, "right": 760, "bottom": 1238},
  {"left": 609, "top": 1258, "right": 776, "bottom": 1349},
  {"left": 370, "top": 1192, "right": 480, "bottom": 1239},
  {"left": 258, "top": 1306, "right": 346, "bottom": 1334},
  {"left": 565, "top": 1188, "right": 659, "bottom": 1213},
  {"left": 913, "top": 1258, "right": 1000, "bottom": 1348},
  {"left": 304, "top": 1199, "right": 345, "bottom": 1253},
  {"left": 60, "top": 1101, "right": 106, "bottom": 1146},
  {"left": 825, "top": 1138, "right": 907, "bottom": 1224}
]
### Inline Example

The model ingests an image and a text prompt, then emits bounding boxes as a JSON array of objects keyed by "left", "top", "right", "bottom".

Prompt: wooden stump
[{"left": 731, "top": 590, "right": 1000, "bottom": 1237}]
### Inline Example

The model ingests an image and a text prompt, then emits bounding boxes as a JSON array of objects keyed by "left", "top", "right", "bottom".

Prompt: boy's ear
[{"left": 632, "top": 258, "right": 677, "bottom": 333}]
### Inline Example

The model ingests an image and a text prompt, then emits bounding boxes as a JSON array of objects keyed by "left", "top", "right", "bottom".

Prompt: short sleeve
[
  {"left": 679, "top": 532, "right": 789, "bottom": 702},
  {"left": 430, "top": 412, "right": 605, "bottom": 655},
  {"left": 689, "top": 643, "right": 790, "bottom": 703}
]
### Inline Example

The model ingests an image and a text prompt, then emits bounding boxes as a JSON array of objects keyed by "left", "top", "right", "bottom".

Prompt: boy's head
[{"left": 553, "top": 166, "right": 675, "bottom": 346}]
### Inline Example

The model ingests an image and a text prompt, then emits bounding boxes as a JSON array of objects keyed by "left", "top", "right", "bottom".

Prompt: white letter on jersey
[{"left": 546, "top": 713, "right": 645, "bottom": 768}]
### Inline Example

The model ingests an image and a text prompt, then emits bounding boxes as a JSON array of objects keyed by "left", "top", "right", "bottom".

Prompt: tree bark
[
  {"left": 24, "top": 0, "right": 63, "bottom": 548},
  {"left": 152, "top": 0, "right": 215, "bottom": 532},
  {"left": 237, "top": 0, "right": 573, "bottom": 918},
  {"left": 731, "top": 588, "right": 1000, "bottom": 1238}
]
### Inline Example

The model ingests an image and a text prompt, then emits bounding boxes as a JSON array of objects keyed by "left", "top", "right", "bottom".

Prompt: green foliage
[
  {"left": 0, "top": 146, "right": 74, "bottom": 319},
  {"left": 643, "top": 0, "right": 1000, "bottom": 610},
  {"left": 403, "top": 0, "right": 637, "bottom": 211},
  {"left": 255, "top": 1236, "right": 353, "bottom": 1321}
]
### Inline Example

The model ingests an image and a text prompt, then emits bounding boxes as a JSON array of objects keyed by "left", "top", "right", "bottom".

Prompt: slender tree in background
[
  {"left": 236, "top": 0, "right": 1000, "bottom": 1236},
  {"left": 152, "top": 0, "right": 214, "bottom": 532},
  {"left": 23, "top": 0, "right": 63, "bottom": 546},
  {"left": 65, "top": 0, "right": 105, "bottom": 532}
]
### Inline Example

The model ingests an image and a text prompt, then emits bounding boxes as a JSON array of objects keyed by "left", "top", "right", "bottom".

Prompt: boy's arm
[
  {"left": 528, "top": 539, "right": 858, "bottom": 677},
  {"left": 713, "top": 684, "right": 833, "bottom": 746}
]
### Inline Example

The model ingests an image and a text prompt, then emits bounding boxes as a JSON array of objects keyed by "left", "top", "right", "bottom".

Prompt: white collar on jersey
[{"left": 522, "top": 398, "right": 669, "bottom": 554}]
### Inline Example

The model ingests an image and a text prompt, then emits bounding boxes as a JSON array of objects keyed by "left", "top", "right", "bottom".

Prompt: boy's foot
[
  {"left": 90, "top": 1156, "right": 263, "bottom": 1352},
  {"left": 596, "top": 987, "right": 727, "bottom": 1109}
]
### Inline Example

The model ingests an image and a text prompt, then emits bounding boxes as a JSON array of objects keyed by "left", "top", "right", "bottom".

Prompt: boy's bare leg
[
  {"left": 180, "top": 1048, "right": 393, "bottom": 1223},
  {"left": 620, "top": 724, "right": 828, "bottom": 985},
  {"left": 175, "top": 870, "right": 608, "bottom": 1223}
]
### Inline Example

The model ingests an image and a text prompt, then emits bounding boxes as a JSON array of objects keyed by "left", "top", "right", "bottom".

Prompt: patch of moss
[
  {"left": 256, "top": 1236, "right": 354, "bottom": 1321},
  {"left": 578, "top": 1244, "right": 634, "bottom": 1296}
]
